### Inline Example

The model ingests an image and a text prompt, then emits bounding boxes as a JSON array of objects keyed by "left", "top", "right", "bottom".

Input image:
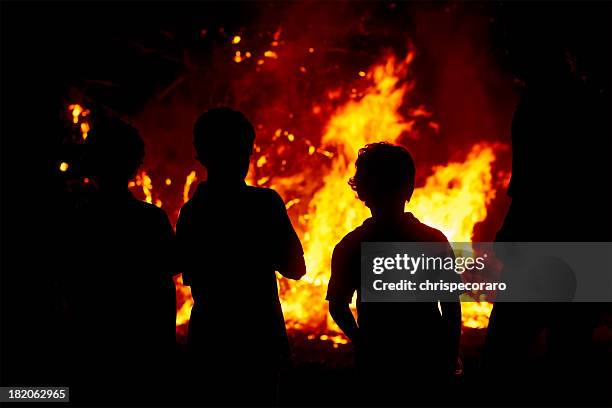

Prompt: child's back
[
  {"left": 330, "top": 212, "right": 453, "bottom": 371},
  {"left": 175, "top": 108, "right": 305, "bottom": 404},
  {"left": 177, "top": 182, "right": 303, "bottom": 359}
]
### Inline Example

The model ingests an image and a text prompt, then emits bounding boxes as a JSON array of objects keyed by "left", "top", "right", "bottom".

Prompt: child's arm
[
  {"left": 327, "top": 241, "right": 360, "bottom": 344},
  {"left": 329, "top": 300, "right": 359, "bottom": 344},
  {"left": 270, "top": 191, "right": 306, "bottom": 280}
]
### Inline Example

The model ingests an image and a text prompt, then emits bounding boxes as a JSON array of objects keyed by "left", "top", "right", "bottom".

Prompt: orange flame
[
  {"left": 174, "top": 274, "right": 194, "bottom": 339},
  {"left": 260, "top": 50, "right": 495, "bottom": 340},
  {"left": 460, "top": 293, "right": 494, "bottom": 329},
  {"left": 70, "top": 46, "right": 497, "bottom": 342},
  {"left": 409, "top": 144, "right": 497, "bottom": 242}
]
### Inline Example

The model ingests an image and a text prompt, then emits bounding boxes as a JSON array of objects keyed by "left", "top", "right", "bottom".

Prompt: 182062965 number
[{"left": 1, "top": 387, "right": 69, "bottom": 402}]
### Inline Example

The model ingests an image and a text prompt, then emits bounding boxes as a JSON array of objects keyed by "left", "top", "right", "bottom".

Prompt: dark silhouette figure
[
  {"left": 65, "top": 118, "right": 176, "bottom": 404},
  {"left": 175, "top": 107, "right": 306, "bottom": 406},
  {"left": 483, "top": 12, "right": 612, "bottom": 406},
  {"left": 326, "top": 143, "right": 462, "bottom": 406}
]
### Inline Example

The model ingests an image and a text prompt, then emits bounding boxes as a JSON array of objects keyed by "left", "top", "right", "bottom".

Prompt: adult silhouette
[
  {"left": 175, "top": 107, "right": 306, "bottom": 405},
  {"left": 483, "top": 15, "right": 612, "bottom": 405},
  {"left": 326, "top": 143, "right": 462, "bottom": 406},
  {"left": 65, "top": 117, "right": 176, "bottom": 404}
]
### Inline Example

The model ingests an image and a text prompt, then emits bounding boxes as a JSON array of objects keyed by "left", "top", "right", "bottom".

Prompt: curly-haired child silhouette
[{"left": 327, "top": 143, "right": 462, "bottom": 405}]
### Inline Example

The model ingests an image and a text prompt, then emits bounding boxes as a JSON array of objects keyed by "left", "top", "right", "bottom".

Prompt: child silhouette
[
  {"left": 68, "top": 117, "right": 176, "bottom": 404},
  {"left": 326, "top": 142, "right": 462, "bottom": 405},
  {"left": 176, "top": 107, "right": 306, "bottom": 405}
]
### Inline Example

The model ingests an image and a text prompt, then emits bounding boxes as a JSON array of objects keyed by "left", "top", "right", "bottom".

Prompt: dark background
[{"left": 1, "top": 1, "right": 611, "bottom": 406}]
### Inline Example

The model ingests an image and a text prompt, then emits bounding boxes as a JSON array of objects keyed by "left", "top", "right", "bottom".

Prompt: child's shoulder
[
  {"left": 244, "top": 185, "right": 281, "bottom": 198},
  {"left": 244, "top": 186, "right": 286, "bottom": 207},
  {"left": 130, "top": 198, "right": 172, "bottom": 226},
  {"left": 178, "top": 185, "right": 285, "bottom": 220},
  {"left": 178, "top": 195, "right": 196, "bottom": 215},
  {"left": 334, "top": 220, "right": 372, "bottom": 254},
  {"left": 406, "top": 214, "right": 449, "bottom": 243}
]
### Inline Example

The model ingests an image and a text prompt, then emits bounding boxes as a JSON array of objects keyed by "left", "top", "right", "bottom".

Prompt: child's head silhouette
[
  {"left": 349, "top": 142, "right": 415, "bottom": 213},
  {"left": 85, "top": 117, "right": 144, "bottom": 188},
  {"left": 193, "top": 107, "right": 255, "bottom": 182}
]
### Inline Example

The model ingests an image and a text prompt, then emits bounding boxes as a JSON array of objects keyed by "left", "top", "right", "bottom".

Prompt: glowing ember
[
  {"left": 136, "top": 172, "right": 154, "bottom": 204},
  {"left": 130, "top": 171, "right": 162, "bottom": 208},
  {"left": 80, "top": 122, "right": 90, "bottom": 140},
  {"left": 68, "top": 104, "right": 91, "bottom": 140},
  {"left": 69, "top": 104, "right": 87, "bottom": 124}
]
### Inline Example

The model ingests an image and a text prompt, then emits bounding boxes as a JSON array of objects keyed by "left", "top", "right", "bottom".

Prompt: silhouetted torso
[
  {"left": 176, "top": 180, "right": 304, "bottom": 404},
  {"left": 66, "top": 188, "right": 175, "bottom": 402},
  {"left": 484, "top": 69, "right": 611, "bottom": 405},
  {"left": 498, "top": 72, "right": 609, "bottom": 242},
  {"left": 328, "top": 213, "right": 458, "bottom": 376}
]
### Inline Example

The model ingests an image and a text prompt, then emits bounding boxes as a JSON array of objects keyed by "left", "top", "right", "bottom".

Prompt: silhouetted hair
[
  {"left": 193, "top": 107, "right": 256, "bottom": 165},
  {"left": 349, "top": 142, "right": 416, "bottom": 204},
  {"left": 85, "top": 117, "right": 144, "bottom": 182}
]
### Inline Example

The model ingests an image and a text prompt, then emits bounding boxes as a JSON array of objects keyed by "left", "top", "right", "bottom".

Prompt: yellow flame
[
  {"left": 68, "top": 51, "right": 497, "bottom": 342},
  {"left": 459, "top": 293, "right": 494, "bottom": 329},
  {"left": 134, "top": 171, "right": 153, "bottom": 204},
  {"left": 174, "top": 274, "right": 194, "bottom": 337},
  {"left": 267, "top": 50, "right": 494, "bottom": 338},
  {"left": 271, "top": 53, "right": 414, "bottom": 334},
  {"left": 408, "top": 144, "right": 497, "bottom": 242},
  {"left": 183, "top": 171, "right": 197, "bottom": 204}
]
